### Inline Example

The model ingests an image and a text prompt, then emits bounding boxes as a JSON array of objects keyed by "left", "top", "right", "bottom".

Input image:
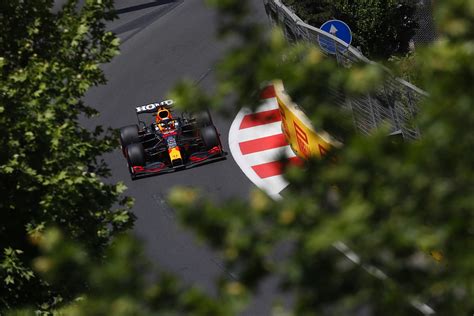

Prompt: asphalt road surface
[{"left": 83, "top": 0, "right": 276, "bottom": 314}]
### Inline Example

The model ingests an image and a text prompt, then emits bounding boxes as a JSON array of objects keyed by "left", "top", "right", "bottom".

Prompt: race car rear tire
[
  {"left": 127, "top": 143, "right": 145, "bottom": 167},
  {"left": 195, "top": 110, "right": 212, "bottom": 127},
  {"left": 200, "top": 125, "right": 220, "bottom": 150},
  {"left": 120, "top": 125, "right": 140, "bottom": 149}
]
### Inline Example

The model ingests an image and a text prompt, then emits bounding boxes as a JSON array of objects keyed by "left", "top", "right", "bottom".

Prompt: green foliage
[
  {"left": 3, "top": 0, "right": 473, "bottom": 315},
  {"left": 283, "top": 0, "right": 419, "bottom": 59},
  {"left": 8, "top": 228, "right": 238, "bottom": 316},
  {"left": 388, "top": 52, "right": 422, "bottom": 85},
  {"left": 166, "top": 0, "right": 474, "bottom": 315},
  {"left": 0, "top": 0, "right": 133, "bottom": 311},
  {"left": 283, "top": 0, "right": 333, "bottom": 24}
]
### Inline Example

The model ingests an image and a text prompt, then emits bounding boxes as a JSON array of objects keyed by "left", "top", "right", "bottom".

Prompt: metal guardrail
[
  {"left": 261, "top": 2, "right": 437, "bottom": 314},
  {"left": 263, "top": 0, "right": 428, "bottom": 140}
]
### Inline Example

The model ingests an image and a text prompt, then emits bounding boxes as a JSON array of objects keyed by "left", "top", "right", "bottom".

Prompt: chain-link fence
[
  {"left": 263, "top": 0, "right": 430, "bottom": 140},
  {"left": 413, "top": 0, "right": 437, "bottom": 45}
]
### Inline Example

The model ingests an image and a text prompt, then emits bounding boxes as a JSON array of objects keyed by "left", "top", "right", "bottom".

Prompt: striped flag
[{"left": 228, "top": 86, "right": 302, "bottom": 199}]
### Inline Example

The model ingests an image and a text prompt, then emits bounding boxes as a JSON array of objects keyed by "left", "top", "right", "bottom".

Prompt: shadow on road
[
  {"left": 115, "top": 0, "right": 176, "bottom": 15},
  {"left": 112, "top": 0, "right": 183, "bottom": 43}
]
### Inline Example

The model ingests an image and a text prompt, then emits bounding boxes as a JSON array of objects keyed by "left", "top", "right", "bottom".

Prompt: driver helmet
[
  {"left": 156, "top": 107, "right": 172, "bottom": 123},
  {"left": 156, "top": 107, "right": 176, "bottom": 132}
]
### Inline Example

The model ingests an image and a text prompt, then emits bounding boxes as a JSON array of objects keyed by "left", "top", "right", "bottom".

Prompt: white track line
[
  {"left": 236, "top": 122, "right": 283, "bottom": 142},
  {"left": 242, "top": 145, "right": 296, "bottom": 166}
]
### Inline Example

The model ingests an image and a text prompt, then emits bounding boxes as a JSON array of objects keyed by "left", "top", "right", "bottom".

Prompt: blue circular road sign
[{"left": 318, "top": 20, "right": 352, "bottom": 55}]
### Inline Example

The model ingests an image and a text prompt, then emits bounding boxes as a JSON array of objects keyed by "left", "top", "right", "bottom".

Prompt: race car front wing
[{"left": 130, "top": 146, "right": 226, "bottom": 179}]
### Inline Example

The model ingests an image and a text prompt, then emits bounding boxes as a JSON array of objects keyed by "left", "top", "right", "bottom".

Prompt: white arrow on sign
[{"left": 329, "top": 24, "right": 338, "bottom": 35}]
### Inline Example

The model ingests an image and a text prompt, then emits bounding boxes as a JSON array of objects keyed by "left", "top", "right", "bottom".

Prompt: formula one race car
[{"left": 119, "top": 100, "right": 226, "bottom": 180}]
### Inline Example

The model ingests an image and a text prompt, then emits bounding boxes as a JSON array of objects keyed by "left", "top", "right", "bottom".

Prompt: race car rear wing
[
  {"left": 135, "top": 99, "right": 175, "bottom": 129},
  {"left": 135, "top": 99, "right": 174, "bottom": 114}
]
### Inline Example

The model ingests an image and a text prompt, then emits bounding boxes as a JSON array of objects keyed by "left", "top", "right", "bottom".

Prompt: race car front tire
[
  {"left": 120, "top": 125, "right": 140, "bottom": 150},
  {"left": 200, "top": 125, "right": 220, "bottom": 150},
  {"left": 127, "top": 143, "right": 145, "bottom": 167},
  {"left": 195, "top": 110, "right": 212, "bottom": 127}
]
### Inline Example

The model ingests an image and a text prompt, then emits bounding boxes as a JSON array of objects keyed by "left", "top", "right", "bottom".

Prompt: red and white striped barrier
[{"left": 228, "top": 86, "right": 302, "bottom": 199}]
